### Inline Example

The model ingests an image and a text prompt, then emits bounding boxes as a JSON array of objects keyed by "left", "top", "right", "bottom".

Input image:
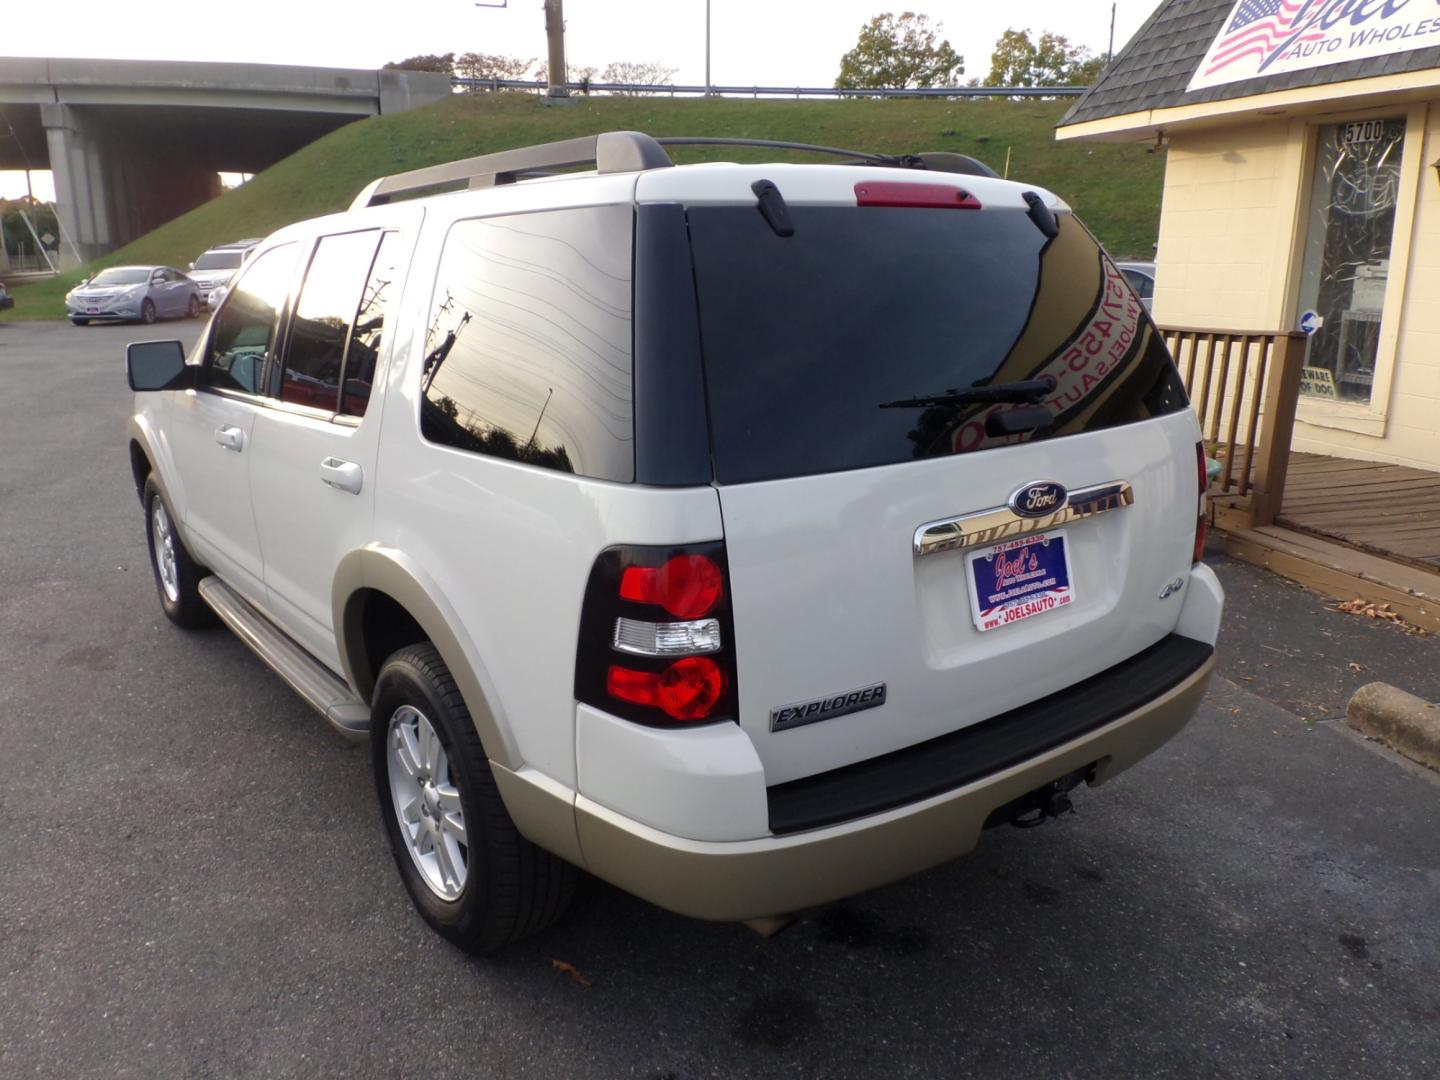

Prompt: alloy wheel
[
  {"left": 150, "top": 497, "right": 180, "bottom": 603},
  {"left": 387, "top": 705, "right": 468, "bottom": 900}
]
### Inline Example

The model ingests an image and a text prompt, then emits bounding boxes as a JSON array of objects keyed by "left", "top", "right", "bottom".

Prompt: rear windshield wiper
[{"left": 879, "top": 376, "right": 1056, "bottom": 409}]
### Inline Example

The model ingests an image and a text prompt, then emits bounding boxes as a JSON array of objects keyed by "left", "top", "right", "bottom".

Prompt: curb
[{"left": 1345, "top": 682, "right": 1440, "bottom": 772}]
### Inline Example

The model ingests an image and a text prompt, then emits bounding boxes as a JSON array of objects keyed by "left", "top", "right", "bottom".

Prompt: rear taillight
[
  {"left": 619, "top": 554, "right": 723, "bottom": 619},
  {"left": 1193, "top": 441, "right": 1209, "bottom": 563},
  {"left": 576, "top": 543, "right": 738, "bottom": 725},
  {"left": 607, "top": 657, "right": 726, "bottom": 721}
]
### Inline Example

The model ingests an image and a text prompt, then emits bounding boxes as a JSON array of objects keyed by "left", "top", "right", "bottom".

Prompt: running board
[{"left": 198, "top": 577, "right": 371, "bottom": 741}]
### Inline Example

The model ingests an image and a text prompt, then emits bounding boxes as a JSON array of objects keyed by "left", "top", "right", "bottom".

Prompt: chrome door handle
[
  {"left": 214, "top": 425, "right": 245, "bottom": 452},
  {"left": 319, "top": 457, "right": 363, "bottom": 495}
]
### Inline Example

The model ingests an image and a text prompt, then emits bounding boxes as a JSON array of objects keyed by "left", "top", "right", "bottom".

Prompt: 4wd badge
[{"left": 771, "top": 683, "right": 887, "bottom": 732}]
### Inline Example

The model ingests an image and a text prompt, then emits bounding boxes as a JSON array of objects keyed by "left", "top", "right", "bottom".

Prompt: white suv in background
[
  {"left": 187, "top": 238, "right": 261, "bottom": 309},
  {"left": 125, "top": 131, "right": 1222, "bottom": 952}
]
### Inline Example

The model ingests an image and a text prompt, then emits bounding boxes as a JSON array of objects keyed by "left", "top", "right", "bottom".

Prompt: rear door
[
  {"left": 683, "top": 198, "right": 1200, "bottom": 785},
  {"left": 247, "top": 220, "right": 415, "bottom": 670}
]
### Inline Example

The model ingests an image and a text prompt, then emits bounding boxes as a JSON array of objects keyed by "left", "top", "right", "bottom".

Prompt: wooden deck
[
  {"left": 1221, "top": 524, "right": 1440, "bottom": 633},
  {"left": 1277, "top": 453, "right": 1440, "bottom": 568}
]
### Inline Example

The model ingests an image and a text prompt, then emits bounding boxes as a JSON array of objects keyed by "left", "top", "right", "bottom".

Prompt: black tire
[
  {"left": 142, "top": 475, "right": 215, "bottom": 629},
  {"left": 186, "top": 294, "right": 201, "bottom": 318},
  {"left": 140, "top": 299, "right": 157, "bottom": 325},
  {"left": 371, "top": 643, "right": 576, "bottom": 952},
  {"left": 71, "top": 318, "right": 88, "bottom": 326}
]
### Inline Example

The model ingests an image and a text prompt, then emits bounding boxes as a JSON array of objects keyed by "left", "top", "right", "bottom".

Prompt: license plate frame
[{"left": 966, "top": 529, "right": 1075, "bottom": 633}]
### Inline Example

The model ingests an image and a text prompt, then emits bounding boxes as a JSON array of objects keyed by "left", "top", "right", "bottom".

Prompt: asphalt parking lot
[{"left": 2, "top": 318, "right": 1438, "bottom": 1079}]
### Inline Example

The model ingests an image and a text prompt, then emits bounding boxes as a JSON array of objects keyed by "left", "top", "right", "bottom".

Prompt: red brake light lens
[
  {"left": 607, "top": 657, "right": 726, "bottom": 722},
  {"left": 620, "top": 554, "right": 724, "bottom": 619},
  {"left": 854, "top": 181, "right": 982, "bottom": 210},
  {"left": 1193, "top": 441, "right": 1209, "bottom": 563}
]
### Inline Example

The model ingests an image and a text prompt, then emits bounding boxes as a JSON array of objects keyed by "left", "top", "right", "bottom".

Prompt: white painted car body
[{"left": 129, "top": 149, "right": 1222, "bottom": 919}]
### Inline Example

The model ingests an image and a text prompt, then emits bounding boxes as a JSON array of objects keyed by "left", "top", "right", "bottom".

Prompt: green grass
[{"left": 6, "top": 93, "right": 1161, "bottom": 320}]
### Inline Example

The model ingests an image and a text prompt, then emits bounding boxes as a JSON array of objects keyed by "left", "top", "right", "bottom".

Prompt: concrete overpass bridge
[{"left": 0, "top": 58, "right": 450, "bottom": 267}]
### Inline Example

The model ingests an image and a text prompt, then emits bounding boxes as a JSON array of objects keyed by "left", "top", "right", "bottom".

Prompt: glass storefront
[{"left": 1295, "top": 118, "right": 1404, "bottom": 404}]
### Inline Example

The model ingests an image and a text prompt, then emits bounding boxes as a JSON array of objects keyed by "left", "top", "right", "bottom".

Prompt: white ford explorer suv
[{"left": 126, "top": 131, "right": 1222, "bottom": 952}]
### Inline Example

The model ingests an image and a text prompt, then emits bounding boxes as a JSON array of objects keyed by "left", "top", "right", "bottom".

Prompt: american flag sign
[{"left": 1186, "top": 0, "right": 1440, "bottom": 92}]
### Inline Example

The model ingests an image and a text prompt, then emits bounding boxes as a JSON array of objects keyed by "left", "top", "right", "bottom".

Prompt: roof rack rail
[
  {"left": 349, "top": 130, "right": 672, "bottom": 210},
  {"left": 654, "top": 136, "right": 895, "bottom": 164},
  {"left": 653, "top": 137, "right": 999, "bottom": 178},
  {"left": 349, "top": 131, "right": 1000, "bottom": 210}
]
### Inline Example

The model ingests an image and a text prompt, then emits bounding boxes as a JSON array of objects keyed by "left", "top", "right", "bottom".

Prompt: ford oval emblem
[{"left": 1009, "top": 481, "right": 1068, "bottom": 518}]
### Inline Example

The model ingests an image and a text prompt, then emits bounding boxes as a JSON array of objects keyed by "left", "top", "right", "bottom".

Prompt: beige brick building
[{"left": 1058, "top": 0, "right": 1440, "bottom": 471}]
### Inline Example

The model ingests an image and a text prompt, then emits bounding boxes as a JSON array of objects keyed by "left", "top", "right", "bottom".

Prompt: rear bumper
[{"left": 570, "top": 648, "right": 1213, "bottom": 921}]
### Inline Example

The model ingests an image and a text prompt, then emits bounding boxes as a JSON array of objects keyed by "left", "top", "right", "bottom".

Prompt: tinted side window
[
  {"left": 278, "top": 231, "right": 381, "bottom": 411},
  {"left": 340, "top": 231, "right": 401, "bottom": 418},
  {"left": 203, "top": 244, "right": 297, "bottom": 395},
  {"left": 419, "top": 206, "right": 634, "bottom": 481}
]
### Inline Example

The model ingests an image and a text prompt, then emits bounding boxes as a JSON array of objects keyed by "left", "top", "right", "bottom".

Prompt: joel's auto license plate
[{"left": 966, "top": 530, "right": 1075, "bottom": 632}]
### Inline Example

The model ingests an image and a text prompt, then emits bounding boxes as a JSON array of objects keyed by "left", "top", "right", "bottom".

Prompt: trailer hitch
[{"left": 985, "top": 766, "right": 1092, "bottom": 830}]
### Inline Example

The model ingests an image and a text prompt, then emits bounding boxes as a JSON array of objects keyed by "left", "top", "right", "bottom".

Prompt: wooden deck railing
[{"left": 1157, "top": 326, "right": 1307, "bottom": 530}]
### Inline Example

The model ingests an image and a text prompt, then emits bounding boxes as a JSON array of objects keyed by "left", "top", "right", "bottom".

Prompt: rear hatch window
[{"left": 686, "top": 205, "right": 1186, "bottom": 484}]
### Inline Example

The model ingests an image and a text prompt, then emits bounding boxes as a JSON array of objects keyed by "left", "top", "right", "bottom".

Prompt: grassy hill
[{"left": 6, "top": 93, "right": 1160, "bottom": 320}]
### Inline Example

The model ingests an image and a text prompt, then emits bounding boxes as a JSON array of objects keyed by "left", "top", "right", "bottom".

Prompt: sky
[{"left": 0, "top": 0, "right": 1158, "bottom": 200}]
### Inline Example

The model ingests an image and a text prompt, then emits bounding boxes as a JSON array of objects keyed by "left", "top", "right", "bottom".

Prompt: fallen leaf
[
  {"left": 551, "top": 959, "right": 593, "bottom": 988},
  {"left": 1347, "top": 661, "right": 1365, "bottom": 672},
  {"left": 1330, "top": 599, "right": 1428, "bottom": 636}
]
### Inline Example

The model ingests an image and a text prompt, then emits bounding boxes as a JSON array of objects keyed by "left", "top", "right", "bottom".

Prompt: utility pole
[
  {"left": 543, "top": 0, "right": 570, "bottom": 101},
  {"left": 1108, "top": 3, "right": 1117, "bottom": 63},
  {"left": 705, "top": 0, "right": 712, "bottom": 97}
]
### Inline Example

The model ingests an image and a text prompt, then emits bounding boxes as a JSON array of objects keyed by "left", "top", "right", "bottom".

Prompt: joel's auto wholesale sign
[{"left": 1187, "top": 0, "right": 1440, "bottom": 92}]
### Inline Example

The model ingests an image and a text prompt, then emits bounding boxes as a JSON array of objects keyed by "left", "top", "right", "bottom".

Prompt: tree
[
  {"left": 383, "top": 53, "right": 455, "bottom": 74},
  {"left": 534, "top": 63, "right": 599, "bottom": 90},
  {"left": 600, "top": 61, "right": 678, "bottom": 94},
  {"left": 835, "top": 12, "right": 964, "bottom": 90},
  {"left": 454, "top": 52, "right": 538, "bottom": 84},
  {"left": 983, "top": 28, "right": 1106, "bottom": 88}
]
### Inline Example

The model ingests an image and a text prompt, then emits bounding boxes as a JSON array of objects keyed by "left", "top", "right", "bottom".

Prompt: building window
[{"left": 1295, "top": 118, "right": 1404, "bottom": 404}]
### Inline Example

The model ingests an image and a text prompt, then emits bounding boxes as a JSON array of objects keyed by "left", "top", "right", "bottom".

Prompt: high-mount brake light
[
  {"left": 607, "top": 657, "right": 726, "bottom": 722},
  {"left": 620, "top": 554, "right": 724, "bottom": 619},
  {"left": 854, "top": 181, "right": 982, "bottom": 210},
  {"left": 1193, "top": 441, "right": 1209, "bottom": 564}
]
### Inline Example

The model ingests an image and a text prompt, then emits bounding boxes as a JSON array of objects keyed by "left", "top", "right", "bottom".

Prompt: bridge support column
[
  {"left": 41, "top": 104, "right": 113, "bottom": 269},
  {"left": 41, "top": 103, "right": 223, "bottom": 268}
]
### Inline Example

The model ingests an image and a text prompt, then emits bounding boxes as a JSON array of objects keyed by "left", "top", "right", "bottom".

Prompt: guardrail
[
  {"left": 450, "top": 77, "right": 1088, "bottom": 100},
  {"left": 1158, "top": 326, "right": 1307, "bottom": 530}
]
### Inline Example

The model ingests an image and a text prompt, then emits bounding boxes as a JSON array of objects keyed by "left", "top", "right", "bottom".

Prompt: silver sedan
[{"left": 65, "top": 266, "right": 202, "bottom": 326}]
